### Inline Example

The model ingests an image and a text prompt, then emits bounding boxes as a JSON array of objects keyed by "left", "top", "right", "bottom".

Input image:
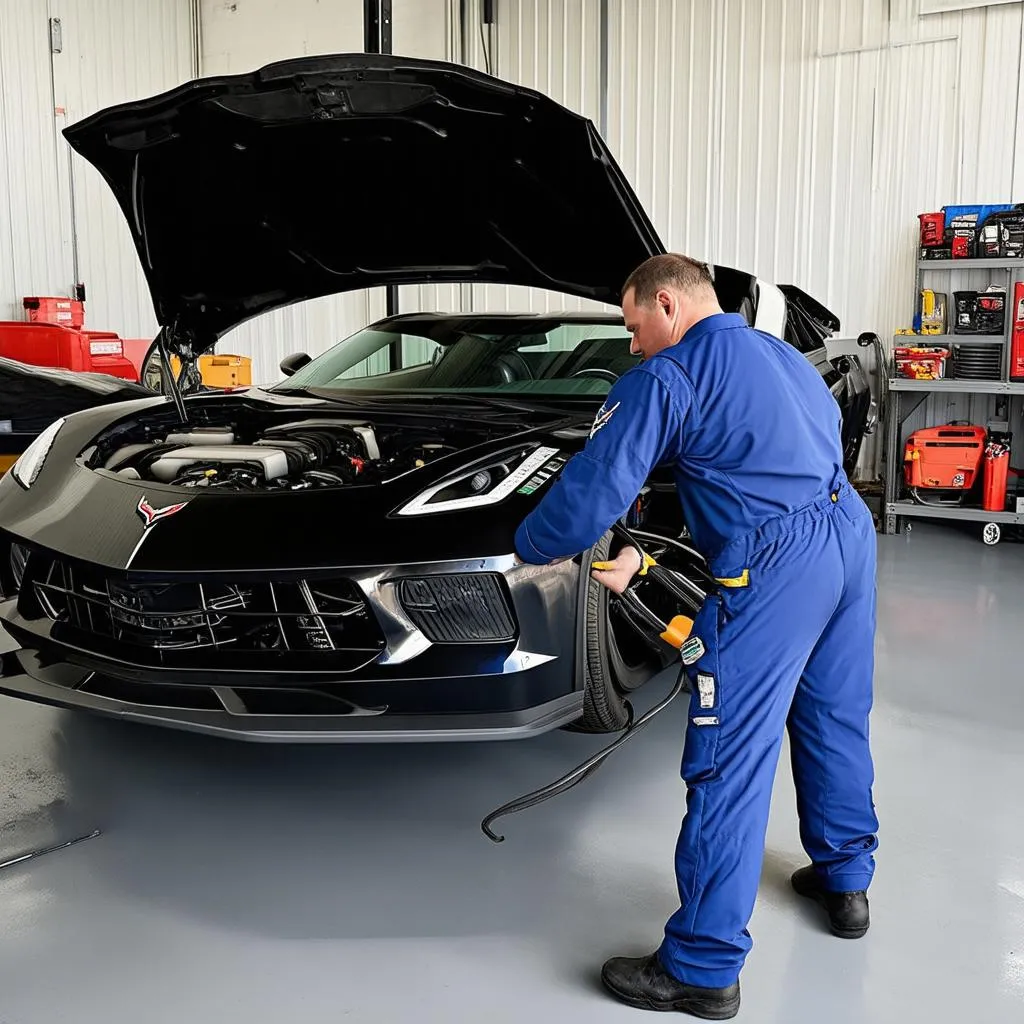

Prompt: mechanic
[{"left": 513, "top": 254, "right": 879, "bottom": 1019}]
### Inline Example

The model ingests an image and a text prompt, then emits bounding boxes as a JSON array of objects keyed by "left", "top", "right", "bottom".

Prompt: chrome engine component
[
  {"left": 164, "top": 428, "right": 236, "bottom": 446},
  {"left": 148, "top": 445, "right": 291, "bottom": 483},
  {"left": 96, "top": 410, "right": 461, "bottom": 492}
]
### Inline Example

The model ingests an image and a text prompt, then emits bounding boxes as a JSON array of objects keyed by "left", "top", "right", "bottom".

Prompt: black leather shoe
[
  {"left": 791, "top": 865, "right": 869, "bottom": 938},
  {"left": 600, "top": 953, "right": 740, "bottom": 1019}
]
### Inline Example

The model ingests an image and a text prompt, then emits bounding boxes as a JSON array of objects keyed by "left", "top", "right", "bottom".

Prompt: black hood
[{"left": 63, "top": 53, "right": 665, "bottom": 347}]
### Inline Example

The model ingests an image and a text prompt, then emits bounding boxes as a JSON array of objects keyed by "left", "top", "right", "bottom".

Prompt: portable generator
[{"left": 904, "top": 423, "right": 987, "bottom": 506}]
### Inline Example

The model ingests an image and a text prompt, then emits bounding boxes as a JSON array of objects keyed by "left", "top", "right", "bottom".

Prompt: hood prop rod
[{"left": 156, "top": 323, "right": 190, "bottom": 426}]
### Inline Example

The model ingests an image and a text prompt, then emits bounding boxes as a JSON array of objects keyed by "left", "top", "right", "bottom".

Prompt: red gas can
[
  {"left": 982, "top": 441, "right": 1011, "bottom": 512},
  {"left": 0, "top": 321, "right": 138, "bottom": 381}
]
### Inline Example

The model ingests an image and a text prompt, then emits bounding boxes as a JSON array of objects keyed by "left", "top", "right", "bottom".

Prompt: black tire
[{"left": 568, "top": 532, "right": 662, "bottom": 734}]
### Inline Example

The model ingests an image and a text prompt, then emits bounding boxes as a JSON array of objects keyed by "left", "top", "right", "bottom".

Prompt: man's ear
[{"left": 657, "top": 288, "right": 674, "bottom": 317}]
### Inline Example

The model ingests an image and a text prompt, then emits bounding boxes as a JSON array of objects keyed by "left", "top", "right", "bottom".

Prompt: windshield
[{"left": 272, "top": 316, "right": 638, "bottom": 399}]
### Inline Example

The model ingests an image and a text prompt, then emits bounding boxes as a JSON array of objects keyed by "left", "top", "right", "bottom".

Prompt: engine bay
[{"left": 82, "top": 401, "right": 501, "bottom": 491}]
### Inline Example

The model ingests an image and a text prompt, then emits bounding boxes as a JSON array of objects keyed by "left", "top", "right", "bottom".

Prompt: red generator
[
  {"left": 0, "top": 321, "right": 138, "bottom": 381},
  {"left": 904, "top": 424, "right": 987, "bottom": 505}
]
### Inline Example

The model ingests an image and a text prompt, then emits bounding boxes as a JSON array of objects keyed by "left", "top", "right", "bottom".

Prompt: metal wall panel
[
  {"left": 49, "top": 0, "right": 195, "bottom": 341},
  {"left": 0, "top": 0, "right": 73, "bottom": 322},
  {"left": 605, "top": 0, "right": 1023, "bottom": 343}
]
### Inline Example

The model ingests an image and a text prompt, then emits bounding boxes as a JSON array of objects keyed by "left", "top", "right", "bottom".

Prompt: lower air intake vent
[{"left": 397, "top": 573, "right": 516, "bottom": 643}]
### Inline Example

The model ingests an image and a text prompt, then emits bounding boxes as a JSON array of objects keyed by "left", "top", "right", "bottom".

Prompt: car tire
[{"left": 568, "top": 531, "right": 658, "bottom": 734}]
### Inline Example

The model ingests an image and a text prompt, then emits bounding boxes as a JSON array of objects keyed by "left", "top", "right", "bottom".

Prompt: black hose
[{"left": 480, "top": 669, "right": 687, "bottom": 842}]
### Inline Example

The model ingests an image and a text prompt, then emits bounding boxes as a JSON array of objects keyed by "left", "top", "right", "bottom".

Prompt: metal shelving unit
[{"left": 882, "top": 256, "right": 1024, "bottom": 544}]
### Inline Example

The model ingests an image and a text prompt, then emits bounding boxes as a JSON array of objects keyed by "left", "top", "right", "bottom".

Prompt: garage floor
[{"left": 0, "top": 522, "right": 1022, "bottom": 1023}]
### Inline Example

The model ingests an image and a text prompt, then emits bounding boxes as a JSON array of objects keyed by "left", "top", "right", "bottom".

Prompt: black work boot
[
  {"left": 791, "top": 865, "right": 869, "bottom": 938},
  {"left": 601, "top": 953, "right": 740, "bottom": 1019}
]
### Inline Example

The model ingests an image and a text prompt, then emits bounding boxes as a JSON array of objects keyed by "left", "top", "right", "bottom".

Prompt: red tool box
[
  {"left": 904, "top": 424, "right": 987, "bottom": 499},
  {"left": 22, "top": 296, "right": 85, "bottom": 329},
  {"left": 0, "top": 321, "right": 138, "bottom": 381}
]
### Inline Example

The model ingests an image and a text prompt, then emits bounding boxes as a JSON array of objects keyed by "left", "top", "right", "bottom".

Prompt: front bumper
[
  {"left": 0, "top": 548, "right": 589, "bottom": 742},
  {"left": 0, "top": 646, "right": 584, "bottom": 742}
]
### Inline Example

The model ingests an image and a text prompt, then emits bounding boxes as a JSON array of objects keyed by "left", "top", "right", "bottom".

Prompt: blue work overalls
[{"left": 515, "top": 312, "right": 879, "bottom": 988}]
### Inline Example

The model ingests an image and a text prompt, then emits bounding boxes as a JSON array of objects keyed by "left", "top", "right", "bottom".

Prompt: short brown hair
[{"left": 622, "top": 253, "right": 715, "bottom": 306}]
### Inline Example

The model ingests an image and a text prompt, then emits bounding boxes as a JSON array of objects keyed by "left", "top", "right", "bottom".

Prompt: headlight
[
  {"left": 11, "top": 418, "right": 64, "bottom": 489},
  {"left": 396, "top": 445, "right": 565, "bottom": 516}
]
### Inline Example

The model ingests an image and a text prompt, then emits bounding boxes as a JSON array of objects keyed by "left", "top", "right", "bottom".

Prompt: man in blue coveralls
[{"left": 513, "top": 254, "right": 879, "bottom": 1019}]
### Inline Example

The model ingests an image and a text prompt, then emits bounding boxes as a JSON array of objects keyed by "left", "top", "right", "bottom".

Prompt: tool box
[
  {"left": 22, "top": 295, "right": 85, "bottom": 329},
  {"left": 0, "top": 321, "right": 138, "bottom": 381},
  {"left": 904, "top": 424, "right": 987, "bottom": 501},
  {"left": 953, "top": 289, "right": 1006, "bottom": 334},
  {"left": 917, "top": 204, "right": 1024, "bottom": 260}
]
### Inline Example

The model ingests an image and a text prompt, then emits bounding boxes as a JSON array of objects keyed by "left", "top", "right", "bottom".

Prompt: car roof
[{"left": 373, "top": 311, "right": 626, "bottom": 329}]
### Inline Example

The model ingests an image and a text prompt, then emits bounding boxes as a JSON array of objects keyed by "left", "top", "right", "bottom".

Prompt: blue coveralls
[{"left": 514, "top": 312, "right": 879, "bottom": 988}]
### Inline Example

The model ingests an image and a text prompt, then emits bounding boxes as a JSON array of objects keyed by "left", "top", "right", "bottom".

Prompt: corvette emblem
[{"left": 136, "top": 496, "right": 189, "bottom": 529}]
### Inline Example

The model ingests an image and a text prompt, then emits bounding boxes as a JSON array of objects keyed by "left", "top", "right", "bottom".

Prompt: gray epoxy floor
[{"left": 1, "top": 522, "right": 1023, "bottom": 1022}]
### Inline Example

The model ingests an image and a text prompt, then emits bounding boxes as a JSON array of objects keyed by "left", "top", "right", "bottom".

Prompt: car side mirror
[{"left": 280, "top": 352, "right": 311, "bottom": 376}]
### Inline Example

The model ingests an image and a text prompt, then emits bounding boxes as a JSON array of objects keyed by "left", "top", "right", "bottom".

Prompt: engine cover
[{"left": 149, "top": 445, "right": 291, "bottom": 483}]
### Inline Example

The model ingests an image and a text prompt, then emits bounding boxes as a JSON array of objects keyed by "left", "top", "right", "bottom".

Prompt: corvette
[{"left": 0, "top": 54, "right": 872, "bottom": 742}]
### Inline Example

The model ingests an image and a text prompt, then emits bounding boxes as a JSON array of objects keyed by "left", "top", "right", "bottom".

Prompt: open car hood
[{"left": 63, "top": 53, "right": 665, "bottom": 349}]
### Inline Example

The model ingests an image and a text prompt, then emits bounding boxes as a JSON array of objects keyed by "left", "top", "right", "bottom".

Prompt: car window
[
  {"left": 277, "top": 319, "right": 636, "bottom": 397},
  {"left": 335, "top": 334, "right": 440, "bottom": 379}
]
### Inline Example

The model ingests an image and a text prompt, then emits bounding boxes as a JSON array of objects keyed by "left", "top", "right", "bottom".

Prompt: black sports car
[
  {"left": 0, "top": 54, "right": 872, "bottom": 742},
  {"left": 0, "top": 356, "right": 152, "bottom": 476}
]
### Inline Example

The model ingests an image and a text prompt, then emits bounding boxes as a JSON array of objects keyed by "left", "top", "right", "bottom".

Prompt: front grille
[
  {"left": 21, "top": 552, "right": 385, "bottom": 671},
  {"left": 397, "top": 573, "right": 516, "bottom": 643}
]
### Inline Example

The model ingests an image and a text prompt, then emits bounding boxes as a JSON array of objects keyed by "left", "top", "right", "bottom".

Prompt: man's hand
[{"left": 591, "top": 545, "right": 643, "bottom": 595}]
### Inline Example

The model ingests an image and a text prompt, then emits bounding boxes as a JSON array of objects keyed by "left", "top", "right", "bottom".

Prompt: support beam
[
  {"left": 364, "top": 0, "right": 400, "bottom": 365},
  {"left": 364, "top": 0, "right": 393, "bottom": 56}
]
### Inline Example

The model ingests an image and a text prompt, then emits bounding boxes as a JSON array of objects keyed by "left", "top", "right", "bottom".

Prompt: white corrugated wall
[
  {"left": 481, "top": 0, "right": 1024, "bottom": 343},
  {"left": 50, "top": 0, "right": 195, "bottom": 338},
  {"left": 0, "top": 0, "right": 194, "bottom": 335},
  {"left": 0, "top": 0, "right": 75, "bottom": 323}
]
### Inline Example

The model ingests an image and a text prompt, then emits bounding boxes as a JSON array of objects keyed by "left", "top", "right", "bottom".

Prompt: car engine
[{"left": 92, "top": 416, "right": 461, "bottom": 491}]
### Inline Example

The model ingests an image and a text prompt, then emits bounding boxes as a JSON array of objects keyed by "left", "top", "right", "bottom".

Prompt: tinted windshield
[{"left": 273, "top": 317, "right": 637, "bottom": 398}]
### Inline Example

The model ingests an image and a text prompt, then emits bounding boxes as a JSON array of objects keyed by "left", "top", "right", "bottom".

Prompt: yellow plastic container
[{"left": 198, "top": 354, "right": 251, "bottom": 388}]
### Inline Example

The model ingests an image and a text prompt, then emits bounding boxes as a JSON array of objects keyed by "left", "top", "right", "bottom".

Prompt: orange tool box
[{"left": 904, "top": 424, "right": 987, "bottom": 491}]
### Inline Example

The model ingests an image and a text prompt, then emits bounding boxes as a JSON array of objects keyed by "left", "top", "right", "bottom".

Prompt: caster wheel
[{"left": 982, "top": 522, "right": 1001, "bottom": 546}]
